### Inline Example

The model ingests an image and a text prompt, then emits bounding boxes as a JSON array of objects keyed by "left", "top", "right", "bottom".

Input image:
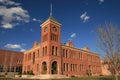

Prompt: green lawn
[
  {"left": 0, "top": 76, "right": 120, "bottom": 80},
  {"left": 53, "top": 76, "right": 120, "bottom": 80}
]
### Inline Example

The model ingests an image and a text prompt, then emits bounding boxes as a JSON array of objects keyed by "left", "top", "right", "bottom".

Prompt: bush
[
  {"left": 23, "top": 70, "right": 34, "bottom": 75},
  {"left": 23, "top": 71, "right": 27, "bottom": 75},
  {"left": 29, "top": 70, "right": 34, "bottom": 75},
  {"left": 99, "top": 74, "right": 103, "bottom": 76}
]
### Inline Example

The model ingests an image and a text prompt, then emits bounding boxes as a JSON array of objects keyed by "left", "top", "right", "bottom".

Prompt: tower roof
[
  {"left": 48, "top": 15, "right": 58, "bottom": 23},
  {"left": 41, "top": 16, "right": 61, "bottom": 27},
  {"left": 40, "top": 4, "right": 61, "bottom": 27}
]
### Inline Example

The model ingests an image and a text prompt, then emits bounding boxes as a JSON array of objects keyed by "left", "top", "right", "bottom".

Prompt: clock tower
[{"left": 40, "top": 4, "right": 62, "bottom": 75}]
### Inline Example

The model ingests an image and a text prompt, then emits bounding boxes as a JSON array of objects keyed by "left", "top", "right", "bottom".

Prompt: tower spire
[{"left": 50, "top": 3, "right": 52, "bottom": 16}]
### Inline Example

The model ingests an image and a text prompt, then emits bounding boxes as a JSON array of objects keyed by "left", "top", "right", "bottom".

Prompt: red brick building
[
  {"left": 22, "top": 13, "right": 101, "bottom": 77},
  {"left": 0, "top": 49, "right": 23, "bottom": 75}
]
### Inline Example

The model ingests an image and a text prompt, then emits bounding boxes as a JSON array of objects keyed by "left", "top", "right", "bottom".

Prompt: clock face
[
  {"left": 44, "top": 27, "right": 47, "bottom": 32},
  {"left": 53, "top": 26, "right": 57, "bottom": 32}
]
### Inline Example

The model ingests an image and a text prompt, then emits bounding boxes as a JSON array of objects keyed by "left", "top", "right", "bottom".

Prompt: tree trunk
[
  {"left": 115, "top": 70, "right": 119, "bottom": 80},
  {"left": 115, "top": 74, "right": 118, "bottom": 80}
]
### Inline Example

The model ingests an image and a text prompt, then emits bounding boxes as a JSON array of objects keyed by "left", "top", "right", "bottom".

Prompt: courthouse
[{"left": 22, "top": 8, "right": 101, "bottom": 77}]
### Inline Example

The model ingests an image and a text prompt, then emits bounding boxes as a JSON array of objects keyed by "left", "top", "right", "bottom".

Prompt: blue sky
[{"left": 0, "top": 0, "right": 120, "bottom": 57}]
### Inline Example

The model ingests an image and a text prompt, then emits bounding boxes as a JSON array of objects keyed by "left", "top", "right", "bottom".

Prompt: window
[
  {"left": 9, "top": 66, "right": 14, "bottom": 72},
  {"left": 16, "top": 66, "right": 22, "bottom": 73},
  {"left": 25, "top": 54, "right": 27, "bottom": 61},
  {"left": 52, "top": 46, "right": 54, "bottom": 55},
  {"left": 28, "top": 53, "right": 31, "bottom": 60},
  {"left": 38, "top": 50, "right": 39, "bottom": 58},
  {"left": 66, "top": 63, "right": 68, "bottom": 72},
  {"left": 53, "top": 26, "right": 57, "bottom": 32},
  {"left": 56, "top": 47, "right": 58, "bottom": 56},
  {"left": 44, "top": 27, "right": 47, "bottom": 32},
  {"left": 30, "top": 53, "right": 31, "bottom": 60},
  {"left": 66, "top": 49, "right": 68, "bottom": 58},
  {"left": 73, "top": 64, "right": 75, "bottom": 71},
  {"left": 51, "top": 33, "right": 58, "bottom": 42},
  {"left": 80, "top": 64, "right": 82, "bottom": 71},
  {"left": 82, "top": 64, "right": 84, "bottom": 71},
  {"left": 54, "top": 35, "right": 58, "bottom": 42},
  {"left": 53, "top": 34, "right": 55, "bottom": 41},
  {"left": 16, "top": 66, "right": 19, "bottom": 72},
  {"left": 51, "top": 35, "right": 52, "bottom": 40},
  {"left": 63, "top": 49, "right": 65, "bottom": 57},
  {"left": 79, "top": 52, "right": 82, "bottom": 60},
  {"left": 42, "top": 47, "right": 44, "bottom": 56},
  {"left": 75, "top": 64, "right": 77, "bottom": 72},
  {"left": 63, "top": 63, "right": 65, "bottom": 71},
  {"left": 42, "top": 62, "right": 47, "bottom": 74},
  {"left": 33, "top": 52, "right": 35, "bottom": 64},
  {"left": 45, "top": 46, "right": 47, "bottom": 55},
  {"left": 0, "top": 66, "right": 3, "bottom": 72},
  {"left": 79, "top": 64, "right": 84, "bottom": 71},
  {"left": 70, "top": 64, "right": 72, "bottom": 71}
]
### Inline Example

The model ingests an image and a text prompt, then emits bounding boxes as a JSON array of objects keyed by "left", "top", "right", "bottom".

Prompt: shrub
[
  {"left": 23, "top": 71, "right": 27, "bottom": 75},
  {"left": 23, "top": 70, "right": 34, "bottom": 75}
]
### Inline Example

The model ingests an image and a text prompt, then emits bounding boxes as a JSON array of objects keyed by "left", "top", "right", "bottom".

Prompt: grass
[
  {"left": 0, "top": 76, "right": 120, "bottom": 80},
  {"left": 53, "top": 76, "right": 120, "bottom": 80}
]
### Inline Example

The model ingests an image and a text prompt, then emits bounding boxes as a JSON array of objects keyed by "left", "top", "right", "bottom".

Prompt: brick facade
[
  {"left": 0, "top": 49, "right": 23, "bottom": 74},
  {"left": 22, "top": 15, "right": 102, "bottom": 77}
]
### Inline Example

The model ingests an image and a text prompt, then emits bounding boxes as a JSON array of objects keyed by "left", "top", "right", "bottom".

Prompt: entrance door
[
  {"left": 42, "top": 62, "right": 47, "bottom": 74},
  {"left": 51, "top": 61, "right": 57, "bottom": 74}
]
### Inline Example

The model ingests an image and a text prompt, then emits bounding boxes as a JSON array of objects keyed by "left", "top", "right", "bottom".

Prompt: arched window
[
  {"left": 42, "top": 62, "right": 47, "bottom": 74},
  {"left": 51, "top": 61, "right": 57, "bottom": 74}
]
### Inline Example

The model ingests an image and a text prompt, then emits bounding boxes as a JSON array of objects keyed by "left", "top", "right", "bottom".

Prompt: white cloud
[
  {"left": 32, "top": 18, "right": 37, "bottom": 21},
  {"left": 32, "top": 18, "right": 41, "bottom": 23},
  {"left": 0, "top": 0, "right": 30, "bottom": 29},
  {"left": 5, "top": 44, "right": 21, "bottom": 49},
  {"left": 80, "top": 12, "right": 87, "bottom": 20},
  {"left": 68, "top": 33, "right": 76, "bottom": 41},
  {"left": 5, "top": 43, "right": 26, "bottom": 52},
  {"left": 99, "top": 0, "right": 104, "bottom": 4},
  {"left": 20, "top": 48, "right": 26, "bottom": 52},
  {"left": 70, "top": 33, "right": 76, "bottom": 38},
  {"left": 80, "top": 12, "right": 90, "bottom": 22},
  {"left": 2, "top": 23, "right": 13, "bottom": 29}
]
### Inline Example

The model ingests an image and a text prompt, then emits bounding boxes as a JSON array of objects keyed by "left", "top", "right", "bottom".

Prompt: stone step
[{"left": 31, "top": 75, "right": 69, "bottom": 79}]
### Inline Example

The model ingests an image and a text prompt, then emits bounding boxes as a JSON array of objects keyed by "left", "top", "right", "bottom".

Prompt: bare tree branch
[{"left": 97, "top": 23, "right": 120, "bottom": 80}]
